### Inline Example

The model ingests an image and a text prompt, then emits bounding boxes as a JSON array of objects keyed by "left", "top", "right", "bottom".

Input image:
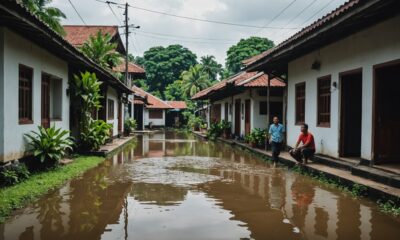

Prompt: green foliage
[
  {"left": 200, "top": 55, "right": 223, "bottom": 81},
  {"left": 207, "top": 122, "right": 223, "bottom": 140},
  {"left": 0, "top": 164, "right": 30, "bottom": 187},
  {"left": 0, "top": 156, "right": 104, "bottom": 223},
  {"left": 246, "top": 128, "right": 267, "bottom": 146},
  {"left": 188, "top": 116, "right": 203, "bottom": 130},
  {"left": 81, "top": 120, "right": 112, "bottom": 151},
  {"left": 219, "top": 120, "right": 232, "bottom": 130},
  {"left": 165, "top": 80, "right": 186, "bottom": 101},
  {"left": 72, "top": 72, "right": 103, "bottom": 115},
  {"left": 378, "top": 199, "right": 400, "bottom": 217},
  {"left": 124, "top": 118, "right": 137, "bottom": 134},
  {"left": 226, "top": 36, "right": 274, "bottom": 73},
  {"left": 141, "top": 45, "right": 197, "bottom": 98},
  {"left": 182, "top": 64, "right": 212, "bottom": 98},
  {"left": 80, "top": 30, "right": 122, "bottom": 70},
  {"left": 22, "top": 0, "right": 66, "bottom": 36},
  {"left": 133, "top": 79, "right": 150, "bottom": 91},
  {"left": 25, "top": 126, "right": 74, "bottom": 165}
]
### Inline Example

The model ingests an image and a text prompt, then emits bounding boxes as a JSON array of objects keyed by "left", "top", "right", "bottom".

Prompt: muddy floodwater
[{"left": 1, "top": 131, "right": 400, "bottom": 240}]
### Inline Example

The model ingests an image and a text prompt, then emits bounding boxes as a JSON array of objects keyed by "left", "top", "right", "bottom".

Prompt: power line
[
  {"left": 136, "top": 30, "right": 237, "bottom": 42},
  {"left": 107, "top": 2, "right": 122, "bottom": 24},
  {"left": 94, "top": 0, "right": 300, "bottom": 30},
  {"left": 67, "top": 0, "right": 87, "bottom": 25},
  {"left": 269, "top": 0, "right": 318, "bottom": 39},
  {"left": 134, "top": 32, "right": 233, "bottom": 45},
  {"left": 256, "top": 0, "right": 298, "bottom": 35}
]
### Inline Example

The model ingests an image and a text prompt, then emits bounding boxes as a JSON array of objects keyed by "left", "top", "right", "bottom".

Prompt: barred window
[
  {"left": 108, "top": 99, "right": 115, "bottom": 120},
  {"left": 295, "top": 83, "right": 306, "bottom": 124},
  {"left": 19, "top": 65, "right": 33, "bottom": 124},
  {"left": 317, "top": 76, "right": 331, "bottom": 127}
]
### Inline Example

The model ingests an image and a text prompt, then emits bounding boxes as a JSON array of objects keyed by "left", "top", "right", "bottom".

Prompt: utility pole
[{"left": 124, "top": 2, "right": 129, "bottom": 86}]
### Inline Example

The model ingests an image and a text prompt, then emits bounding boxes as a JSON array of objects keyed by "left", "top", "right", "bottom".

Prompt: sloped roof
[
  {"left": 132, "top": 86, "right": 172, "bottom": 109},
  {"left": 166, "top": 101, "right": 187, "bottom": 109},
  {"left": 114, "top": 61, "right": 145, "bottom": 74},
  {"left": 244, "top": 0, "right": 398, "bottom": 70},
  {"left": 192, "top": 71, "right": 285, "bottom": 100},
  {"left": 0, "top": 1, "right": 132, "bottom": 93},
  {"left": 63, "top": 25, "right": 126, "bottom": 54}
]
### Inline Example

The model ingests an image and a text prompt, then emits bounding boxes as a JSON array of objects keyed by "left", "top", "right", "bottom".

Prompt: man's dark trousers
[{"left": 271, "top": 141, "right": 282, "bottom": 163}]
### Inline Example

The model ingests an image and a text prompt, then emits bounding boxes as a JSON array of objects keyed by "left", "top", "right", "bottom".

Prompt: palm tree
[
  {"left": 182, "top": 64, "right": 211, "bottom": 98},
  {"left": 200, "top": 55, "right": 223, "bottom": 81},
  {"left": 22, "top": 0, "right": 66, "bottom": 36},
  {"left": 80, "top": 30, "right": 122, "bottom": 70}
]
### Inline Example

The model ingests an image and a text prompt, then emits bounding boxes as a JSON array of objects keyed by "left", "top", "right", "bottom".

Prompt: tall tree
[
  {"left": 181, "top": 65, "right": 211, "bottom": 98},
  {"left": 200, "top": 55, "right": 223, "bottom": 81},
  {"left": 226, "top": 36, "right": 274, "bottom": 74},
  {"left": 141, "top": 45, "right": 197, "bottom": 98},
  {"left": 165, "top": 80, "right": 186, "bottom": 101},
  {"left": 80, "top": 30, "right": 122, "bottom": 70},
  {"left": 22, "top": 0, "right": 66, "bottom": 36}
]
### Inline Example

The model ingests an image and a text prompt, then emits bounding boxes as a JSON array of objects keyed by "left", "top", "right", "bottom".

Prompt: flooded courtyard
[{"left": 1, "top": 131, "right": 399, "bottom": 240}]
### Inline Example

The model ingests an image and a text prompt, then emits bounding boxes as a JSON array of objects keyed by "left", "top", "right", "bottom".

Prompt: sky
[{"left": 52, "top": 0, "right": 348, "bottom": 65}]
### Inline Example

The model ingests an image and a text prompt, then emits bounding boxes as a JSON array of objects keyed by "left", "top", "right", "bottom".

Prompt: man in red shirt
[{"left": 289, "top": 123, "right": 316, "bottom": 164}]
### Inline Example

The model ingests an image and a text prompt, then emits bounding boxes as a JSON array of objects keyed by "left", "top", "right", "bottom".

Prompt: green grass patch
[{"left": 0, "top": 156, "right": 104, "bottom": 223}]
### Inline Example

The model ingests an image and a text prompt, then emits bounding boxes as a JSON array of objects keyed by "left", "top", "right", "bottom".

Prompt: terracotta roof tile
[
  {"left": 114, "top": 61, "right": 145, "bottom": 74},
  {"left": 64, "top": 25, "right": 119, "bottom": 47},
  {"left": 192, "top": 71, "right": 285, "bottom": 100},
  {"left": 166, "top": 101, "right": 187, "bottom": 109},
  {"left": 132, "top": 86, "right": 172, "bottom": 109}
]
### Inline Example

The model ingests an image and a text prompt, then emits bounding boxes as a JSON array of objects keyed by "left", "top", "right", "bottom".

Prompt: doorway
[
  {"left": 118, "top": 101, "right": 122, "bottom": 134},
  {"left": 234, "top": 99, "right": 241, "bottom": 136},
  {"left": 134, "top": 104, "right": 144, "bottom": 130},
  {"left": 374, "top": 61, "right": 400, "bottom": 164},
  {"left": 41, "top": 74, "right": 51, "bottom": 128},
  {"left": 340, "top": 69, "right": 362, "bottom": 158},
  {"left": 245, "top": 99, "right": 251, "bottom": 135}
]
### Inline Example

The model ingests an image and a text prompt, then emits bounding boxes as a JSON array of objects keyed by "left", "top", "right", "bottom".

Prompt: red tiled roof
[
  {"left": 133, "top": 99, "right": 145, "bottom": 105},
  {"left": 114, "top": 61, "right": 145, "bottom": 74},
  {"left": 166, "top": 101, "right": 187, "bottom": 109},
  {"left": 132, "top": 86, "right": 172, "bottom": 109},
  {"left": 243, "top": 0, "right": 362, "bottom": 67},
  {"left": 192, "top": 71, "right": 285, "bottom": 100},
  {"left": 64, "top": 25, "right": 119, "bottom": 47}
]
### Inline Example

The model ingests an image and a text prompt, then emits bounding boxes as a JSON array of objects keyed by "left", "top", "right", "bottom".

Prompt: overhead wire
[{"left": 67, "top": 0, "right": 87, "bottom": 25}]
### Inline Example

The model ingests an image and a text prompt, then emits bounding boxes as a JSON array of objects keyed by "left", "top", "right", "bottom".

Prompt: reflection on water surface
[{"left": 1, "top": 131, "right": 399, "bottom": 240}]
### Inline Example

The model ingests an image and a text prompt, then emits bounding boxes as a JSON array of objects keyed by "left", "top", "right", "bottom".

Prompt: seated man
[{"left": 289, "top": 123, "right": 315, "bottom": 164}]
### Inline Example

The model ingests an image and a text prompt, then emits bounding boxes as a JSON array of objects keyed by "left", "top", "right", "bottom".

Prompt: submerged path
[{"left": 1, "top": 131, "right": 399, "bottom": 240}]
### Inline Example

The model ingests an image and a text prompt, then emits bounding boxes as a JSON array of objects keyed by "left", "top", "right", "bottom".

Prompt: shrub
[
  {"left": 124, "top": 118, "right": 137, "bottom": 135},
  {"left": 246, "top": 128, "right": 267, "bottom": 147},
  {"left": 25, "top": 126, "right": 74, "bottom": 167},
  {"left": 0, "top": 163, "right": 30, "bottom": 187},
  {"left": 188, "top": 116, "right": 203, "bottom": 130},
  {"left": 207, "top": 122, "right": 223, "bottom": 140},
  {"left": 81, "top": 119, "right": 112, "bottom": 151}
]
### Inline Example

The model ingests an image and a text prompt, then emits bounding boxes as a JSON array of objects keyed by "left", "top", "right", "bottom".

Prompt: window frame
[
  {"left": 108, "top": 99, "right": 115, "bottom": 120},
  {"left": 317, "top": 75, "right": 332, "bottom": 127},
  {"left": 259, "top": 101, "right": 268, "bottom": 115},
  {"left": 149, "top": 109, "right": 163, "bottom": 119},
  {"left": 295, "top": 82, "right": 306, "bottom": 125},
  {"left": 18, "top": 64, "right": 34, "bottom": 125}
]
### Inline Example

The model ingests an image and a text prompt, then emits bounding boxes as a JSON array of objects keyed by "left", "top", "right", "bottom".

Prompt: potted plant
[
  {"left": 200, "top": 123, "right": 208, "bottom": 133},
  {"left": 124, "top": 118, "right": 137, "bottom": 136},
  {"left": 220, "top": 120, "right": 232, "bottom": 139}
]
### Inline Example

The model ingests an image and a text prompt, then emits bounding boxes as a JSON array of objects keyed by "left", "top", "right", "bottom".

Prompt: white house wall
[
  {"left": 0, "top": 28, "right": 4, "bottom": 160},
  {"left": 0, "top": 28, "right": 70, "bottom": 162},
  {"left": 212, "top": 89, "right": 284, "bottom": 136},
  {"left": 144, "top": 109, "right": 166, "bottom": 126},
  {"left": 107, "top": 87, "right": 119, "bottom": 136},
  {"left": 286, "top": 15, "right": 400, "bottom": 160}
]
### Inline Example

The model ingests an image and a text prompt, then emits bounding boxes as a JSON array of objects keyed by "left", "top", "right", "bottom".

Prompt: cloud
[{"left": 53, "top": 0, "right": 347, "bottom": 66}]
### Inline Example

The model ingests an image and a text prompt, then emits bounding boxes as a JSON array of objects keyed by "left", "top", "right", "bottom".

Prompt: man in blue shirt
[{"left": 268, "top": 116, "right": 285, "bottom": 166}]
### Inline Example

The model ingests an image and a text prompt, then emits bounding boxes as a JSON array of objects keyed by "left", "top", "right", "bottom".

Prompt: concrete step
[
  {"left": 352, "top": 165, "right": 400, "bottom": 188},
  {"left": 312, "top": 155, "right": 356, "bottom": 171}
]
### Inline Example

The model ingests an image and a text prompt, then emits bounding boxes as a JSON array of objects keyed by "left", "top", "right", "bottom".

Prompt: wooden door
[
  {"left": 374, "top": 61, "right": 400, "bottom": 164},
  {"left": 245, "top": 99, "right": 251, "bottom": 135},
  {"left": 234, "top": 99, "right": 241, "bottom": 136},
  {"left": 41, "top": 74, "right": 50, "bottom": 128},
  {"left": 340, "top": 70, "right": 362, "bottom": 157}
]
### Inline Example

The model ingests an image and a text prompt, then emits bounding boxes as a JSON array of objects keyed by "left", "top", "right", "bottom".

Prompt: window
[
  {"left": 149, "top": 109, "right": 163, "bottom": 119},
  {"left": 19, "top": 65, "right": 33, "bottom": 124},
  {"left": 108, "top": 99, "right": 115, "bottom": 120},
  {"left": 50, "top": 77, "right": 62, "bottom": 120},
  {"left": 317, "top": 76, "right": 331, "bottom": 127},
  {"left": 224, "top": 102, "right": 229, "bottom": 121},
  {"left": 295, "top": 83, "right": 306, "bottom": 125},
  {"left": 259, "top": 101, "right": 268, "bottom": 115}
]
